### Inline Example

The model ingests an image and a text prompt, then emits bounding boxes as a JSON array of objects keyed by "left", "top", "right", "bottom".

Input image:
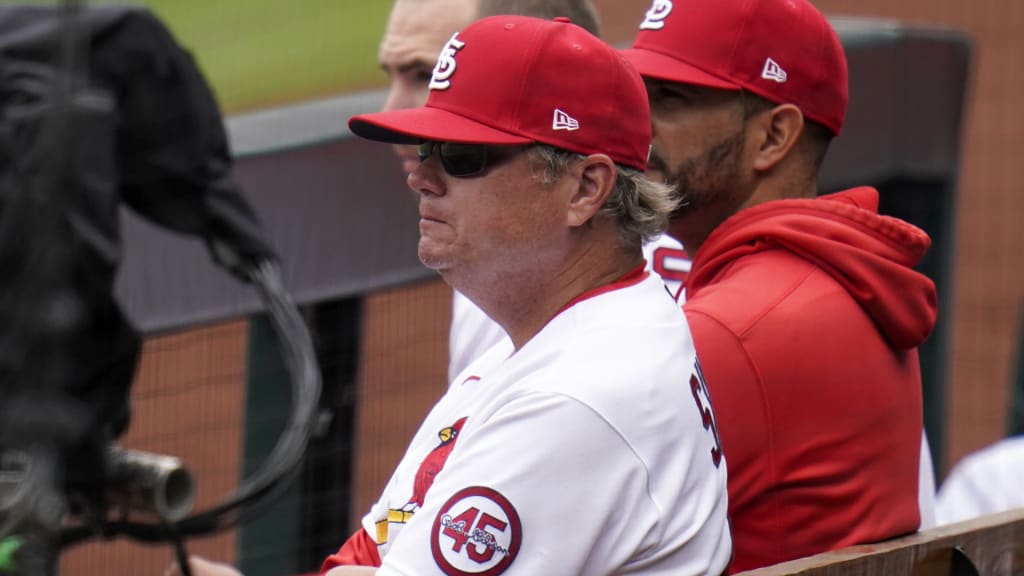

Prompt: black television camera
[{"left": 0, "top": 4, "right": 320, "bottom": 574}]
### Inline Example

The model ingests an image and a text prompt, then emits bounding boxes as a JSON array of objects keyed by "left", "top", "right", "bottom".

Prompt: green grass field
[{"left": 120, "top": 0, "right": 393, "bottom": 113}]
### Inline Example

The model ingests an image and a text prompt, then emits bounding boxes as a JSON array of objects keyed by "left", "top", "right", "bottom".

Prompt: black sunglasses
[{"left": 417, "top": 141, "right": 521, "bottom": 178}]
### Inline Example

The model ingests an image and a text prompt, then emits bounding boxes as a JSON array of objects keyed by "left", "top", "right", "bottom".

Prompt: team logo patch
[
  {"left": 377, "top": 417, "right": 468, "bottom": 544},
  {"left": 639, "top": 0, "right": 673, "bottom": 30},
  {"left": 431, "top": 486, "right": 522, "bottom": 575},
  {"left": 761, "top": 57, "right": 787, "bottom": 83},
  {"left": 410, "top": 417, "right": 468, "bottom": 508},
  {"left": 552, "top": 108, "right": 579, "bottom": 131},
  {"left": 430, "top": 32, "right": 466, "bottom": 91}
]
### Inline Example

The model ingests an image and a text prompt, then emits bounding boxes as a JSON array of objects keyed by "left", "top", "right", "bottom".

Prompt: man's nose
[{"left": 407, "top": 156, "right": 446, "bottom": 197}]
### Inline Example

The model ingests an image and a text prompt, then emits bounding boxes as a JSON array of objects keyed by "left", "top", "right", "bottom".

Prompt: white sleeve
[
  {"left": 935, "top": 452, "right": 997, "bottom": 525},
  {"left": 448, "top": 291, "right": 509, "bottom": 383},
  {"left": 936, "top": 436, "right": 1024, "bottom": 525},
  {"left": 376, "top": 393, "right": 677, "bottom": 576},
  {"left": 918, "top": 429, "right": 937, "bottom": 529}
]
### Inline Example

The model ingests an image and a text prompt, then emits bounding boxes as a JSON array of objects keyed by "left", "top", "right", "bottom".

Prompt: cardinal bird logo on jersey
[
  {"left": 409, "top": 417, "right": 467, "bottom": 509},
  {"left": 377, "top": 417, "right": 469, "bottom": 544}
]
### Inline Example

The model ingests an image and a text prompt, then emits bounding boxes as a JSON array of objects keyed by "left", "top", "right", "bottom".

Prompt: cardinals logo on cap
[
  {"left": 429, "top": 32, "right": 466, "bottom": 91},
  {"left": 639, "top": 0, "right": 673, "bottom": 30}
]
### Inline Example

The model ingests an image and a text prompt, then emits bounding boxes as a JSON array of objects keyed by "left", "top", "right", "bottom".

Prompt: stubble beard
[{"left": 658, "top": 129, "right": 747, "bottom": 220}]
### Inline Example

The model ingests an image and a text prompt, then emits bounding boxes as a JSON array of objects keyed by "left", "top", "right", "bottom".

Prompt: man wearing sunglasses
[
  {"left": 377, "top": 0, "right": 688, "bottom": 389},
  {"left": 164, "top": 4, "right": 696, "bottom": 576},
  {"left": 319, "top": 15, "right": 731, "bottom": 575},
  {"left": 622, "top": 0, "right": 939, "bottom": 572}
]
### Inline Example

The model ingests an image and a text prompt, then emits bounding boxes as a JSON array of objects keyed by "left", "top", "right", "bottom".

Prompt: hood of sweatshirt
[{"left": 687, "top": 187, "right": 937, "bottom": 349}]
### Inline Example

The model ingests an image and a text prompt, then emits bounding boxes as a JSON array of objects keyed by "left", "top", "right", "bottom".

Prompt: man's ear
[
  {"left": 750, "top": 103, "right": 804, "bottom": 172},
  {"left": 567, "top": 154, "right": 616, "bottom": 229}
]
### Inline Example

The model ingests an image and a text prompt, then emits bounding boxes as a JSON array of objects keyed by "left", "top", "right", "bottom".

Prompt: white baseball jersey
[
  {"left": 935, "top": 435, "right": 1024, "bottom": 525},
  {"left": 448, "top": 233, "right": 691, "bottom": 382},
  {"left": 364, "top": 271, "right": 730, "bottom": 575}
]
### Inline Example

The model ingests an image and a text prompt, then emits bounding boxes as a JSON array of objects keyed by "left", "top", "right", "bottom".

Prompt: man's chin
[{"left": 418, "top": 247, "right": 452, "bottom": 272}]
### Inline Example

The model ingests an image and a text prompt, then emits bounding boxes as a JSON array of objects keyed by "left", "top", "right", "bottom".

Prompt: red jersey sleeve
[{"left": 320, "top": 528, "right": 381, "bottom": 573}]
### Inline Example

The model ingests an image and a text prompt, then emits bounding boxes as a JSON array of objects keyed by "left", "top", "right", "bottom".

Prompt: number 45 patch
[{"left": 432, "top": 486, "right": 522, "bottom": 575}]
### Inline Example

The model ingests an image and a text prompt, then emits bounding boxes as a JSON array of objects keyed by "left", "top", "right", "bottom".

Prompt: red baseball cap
[
  {"left": 348, "top": 15, "right": 651, "bottom": 171},
  {"left": 621, "top": 0, "right": 848, "bottom": 135}
]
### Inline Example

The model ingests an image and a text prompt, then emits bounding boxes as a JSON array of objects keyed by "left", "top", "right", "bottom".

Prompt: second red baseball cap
[
  {"left": 348, "top": 15, "right": 652, "bottom": 171},
  {"left": 621, "top": 0, "right": 848, "bottom": 135}
]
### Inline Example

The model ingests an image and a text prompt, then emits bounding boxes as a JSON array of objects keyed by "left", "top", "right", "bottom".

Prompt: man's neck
[
  {"left": 668, "top": 204, "right": 736, "bottom": 257},
  {"left": 454, "top": 241, "right": 642, "bottom": 350},
  {"left": 669, "top": 177, "right": 819, "bottom": 256}
]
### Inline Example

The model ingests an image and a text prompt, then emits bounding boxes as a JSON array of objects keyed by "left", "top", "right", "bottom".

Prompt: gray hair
[{"left": 530, "top": 145, "right": 679, "bottom": 246}]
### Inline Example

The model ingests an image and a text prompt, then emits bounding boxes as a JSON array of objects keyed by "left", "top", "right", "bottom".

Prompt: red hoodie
[{"left": 683, "top": 187, "right": 937, "bottom": 573}]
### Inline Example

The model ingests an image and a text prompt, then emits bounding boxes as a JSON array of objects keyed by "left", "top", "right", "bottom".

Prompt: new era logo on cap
[
  {"left": 552, "top": 109, "right": 579, "bottom": 131},
  {"left": 639, "top": 0, "right": 673, "bottom": 30},
  {"left": 429, "top": 32, "right": 466, "bottom": 91},
  {"left": 761, "top": 58, "right": 787, "bottom": 83}
]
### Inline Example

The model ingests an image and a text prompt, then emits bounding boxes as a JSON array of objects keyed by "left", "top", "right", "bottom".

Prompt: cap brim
[
  {"left": 348, "top": 106, "right": 534, "bottom": 145},
  {"left": 621, "top": 47, "right": 740, "bottom": 90}
]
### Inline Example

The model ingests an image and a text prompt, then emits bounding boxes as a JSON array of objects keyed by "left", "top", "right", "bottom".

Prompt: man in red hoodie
[{"left": 622, "top": 0, "right": 938, "bottom": 573}]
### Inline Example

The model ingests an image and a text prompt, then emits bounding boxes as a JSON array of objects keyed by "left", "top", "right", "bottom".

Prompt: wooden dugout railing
[{"left": 734, "top": 508, "right": 1024, "bottom": 576}]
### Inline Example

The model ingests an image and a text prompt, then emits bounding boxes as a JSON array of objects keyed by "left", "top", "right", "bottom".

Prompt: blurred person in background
[
  {"left": 936, "top": 309, "right": 1024, "bottom": 525},
  {"left": 935, "top": 435, "right": 1024, "bottom": 525}
]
